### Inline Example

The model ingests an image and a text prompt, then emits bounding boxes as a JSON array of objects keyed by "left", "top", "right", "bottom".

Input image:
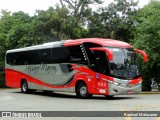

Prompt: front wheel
[{"left": 76, "top": 83, "right": 92, "bottom": 99}]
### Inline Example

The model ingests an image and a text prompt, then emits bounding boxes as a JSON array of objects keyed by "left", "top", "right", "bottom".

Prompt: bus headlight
[{"left": 138, "top": 81, "right": 142, "bottom": 84}]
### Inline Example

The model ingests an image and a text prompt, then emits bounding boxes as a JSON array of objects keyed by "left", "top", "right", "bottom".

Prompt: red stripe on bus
[{"left": 5, "top": 68, "right": 73, "bottom": 88}]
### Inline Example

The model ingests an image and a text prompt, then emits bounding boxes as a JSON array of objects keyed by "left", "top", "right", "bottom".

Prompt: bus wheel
[
  {"left": 21, "top": 80, "right": 30, "bottom": 94},
  {"left": 76, "top": 83, "right": 92, "bottom": 99}
]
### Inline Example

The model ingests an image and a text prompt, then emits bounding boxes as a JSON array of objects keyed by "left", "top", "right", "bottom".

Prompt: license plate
[{"left": 127, "top": 90, "right": 132, "bottom": 94}]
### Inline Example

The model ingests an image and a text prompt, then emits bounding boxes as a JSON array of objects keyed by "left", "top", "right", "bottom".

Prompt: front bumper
[{"left": 108, "top": 83, "right": 142, "bottom": 95}]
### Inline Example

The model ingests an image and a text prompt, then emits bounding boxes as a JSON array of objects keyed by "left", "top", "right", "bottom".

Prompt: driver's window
[{"left": 91, "top": 51, "right": 110, "bottom": 75}]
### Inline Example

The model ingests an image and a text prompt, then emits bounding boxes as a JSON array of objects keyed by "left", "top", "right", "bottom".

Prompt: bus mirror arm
[
  {"left": 89, "top": 47, "right": 113, "bottom": 61},
  {"left": 134, "top": 49, "right": 148, "bottom": 62}
]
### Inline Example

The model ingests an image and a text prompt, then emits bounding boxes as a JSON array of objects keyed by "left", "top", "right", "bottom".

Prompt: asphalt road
[{"left": 0, "top": 88, "right": 160, "bottom": 120}]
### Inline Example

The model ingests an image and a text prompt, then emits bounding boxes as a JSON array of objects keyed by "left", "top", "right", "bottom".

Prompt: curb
[{"left": 140, "top": 91, "right": 160, "bottom": 94}]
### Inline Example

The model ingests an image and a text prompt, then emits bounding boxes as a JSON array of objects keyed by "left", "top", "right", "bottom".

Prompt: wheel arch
[
  {"left": 75, "top": 80, "right": 86, "bottom": 92},
  {"left": 75, "top": 79, "right": 92, "bottom": 94}
]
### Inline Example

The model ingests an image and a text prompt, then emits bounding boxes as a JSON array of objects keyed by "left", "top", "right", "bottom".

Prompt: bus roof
[
  {"left": 64, "top": 38, "right": 132, "bottom": 48},
  {"left": 7, "top": 38, "right": 132, "bottom": 53},
  {"left": 7, "top": 41, "right": 63, "bottom": 53}
]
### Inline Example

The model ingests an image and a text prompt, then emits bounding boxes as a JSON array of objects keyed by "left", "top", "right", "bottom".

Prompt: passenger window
[
  {"left": 6, "top": 53, "right": 17, "bottom": 65},
  {"left": 68, "top": 45, "right": 88, "bottom": 65},
  {"left": 51, "top": 47, "right": 68, "bottom": 63}
]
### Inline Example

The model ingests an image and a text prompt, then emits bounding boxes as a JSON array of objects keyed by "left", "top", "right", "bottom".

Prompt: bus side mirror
[
  {"left": 89, "top": 47, "right": 113, "bottom": 61},
  {"left": 134, "top": 49, "right": 148, "bottom": 62}
]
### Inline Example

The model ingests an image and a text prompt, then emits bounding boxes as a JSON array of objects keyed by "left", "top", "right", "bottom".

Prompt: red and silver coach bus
[{"left": 5, "top": 38, "right": 148, "bottom": 98}]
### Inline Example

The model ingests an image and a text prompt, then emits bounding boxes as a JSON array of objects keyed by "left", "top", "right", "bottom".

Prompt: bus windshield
[{"left": 106, "top": 47, "right": 140, "bottom": 79}]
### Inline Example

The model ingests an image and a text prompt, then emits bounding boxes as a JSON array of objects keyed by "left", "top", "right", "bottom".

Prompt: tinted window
[
  {"left": 83, "top": 42, "right": 102, "bottom": 66},
  {"left": 6, "top": 53, "right": 17, "bottom": 65},
  {"left": 16, "top": 51, "right": 30, "bottom": 65},
  {"left": 31, "top": 49, "right": 51, "bottom": 64},
  {"left": 6, "top": 48, "right": 52, "bottom": 65},
  {"left": 83, "top": 43, "right": 110, "bottom": 75},
  {"left": 51, "top": 47, "right": 68, "bottom": 63},
  {"left": 68, "top": 45, "right": 88, "bottom": 65},
  {"left": 6, "top": 45, "right": 88, "bottom": 65},
  {"left": 91, "top": 51, "right": 110, "bottom": 75}
]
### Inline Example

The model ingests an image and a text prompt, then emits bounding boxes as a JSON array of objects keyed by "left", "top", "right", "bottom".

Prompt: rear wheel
[
  {"left": 76, "top": 83, "right": 92, "bottom": 98},
  {"left": 21, "top": 80, "right": 30, "bottom": 94}
]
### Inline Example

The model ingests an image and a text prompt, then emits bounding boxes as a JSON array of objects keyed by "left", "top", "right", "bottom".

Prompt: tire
[
  {"left": 76, "top": 83, "right": 92, "bottom": 99},
  {"left": 21, "top": 80, "right": 30, "bottom": 94}
]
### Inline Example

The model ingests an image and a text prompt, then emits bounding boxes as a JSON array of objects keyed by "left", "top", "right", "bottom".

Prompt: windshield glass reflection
[{"left": 106, "top": 47, "right": 140, "bottom": 79}]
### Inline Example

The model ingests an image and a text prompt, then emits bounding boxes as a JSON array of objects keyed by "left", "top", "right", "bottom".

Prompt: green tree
[
  {"left": 88, "top": 0, "right": 138, "bottom": 42},
  {"left": 6, "top": 11, "right": 33, "bottom": 47},
  {"left": 59, "top": 0, "right": 103, "bottom": 38},
  {"left": 0, "top": 11, "right": 33, "bottom": 68},
  {"left": 133, "top": 0, "right": 160, "bottom": 84},
  {"left": 59, "top": 0, "right": 102, "bottom": 18},
  {"left": 0, "top": 10, "right": 13, "bottom": 65},
  {"left": 33, "top": 6, "right": 87, "bottom": 40},
  {"left": 31, "top": 6, "right": 68, "bottom": 41}
]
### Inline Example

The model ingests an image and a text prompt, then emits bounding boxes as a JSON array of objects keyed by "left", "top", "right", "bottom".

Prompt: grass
[{"left": 141, "top": 91, "right": 160, "bottom": 94}]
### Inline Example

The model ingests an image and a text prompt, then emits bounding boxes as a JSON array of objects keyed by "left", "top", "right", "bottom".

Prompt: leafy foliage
[
  {"left": 133, "top": 1, "right": 160, "bottom": 83},
  {"left": 88, "top": 0, "right": 138, "bottom": 42}
]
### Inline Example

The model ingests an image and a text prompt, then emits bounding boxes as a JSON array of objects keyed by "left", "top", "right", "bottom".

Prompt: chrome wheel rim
[
  {"left": 80, "top": 86, "right": 87, "bottom": 96},
  {"left": 22, "top": 82, "right": 27, "bottom": 92}
]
